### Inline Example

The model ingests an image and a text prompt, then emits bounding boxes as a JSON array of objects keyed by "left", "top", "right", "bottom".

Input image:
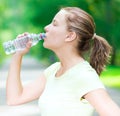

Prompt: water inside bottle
[
  {"left": 3, "top": 41, "right": 16, "bottom": 55},
  {"left": 3, "top": 33, "right": 46, "bottom": 55},
  {"left": 14, "top": 36, "right": 29, "bottom": 51}
]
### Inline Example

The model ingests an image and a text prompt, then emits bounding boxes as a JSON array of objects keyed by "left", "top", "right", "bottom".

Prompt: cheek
[
  {"left": 43, "top": 29, "right": 67, "bottom": 49},
  {"left": 43, "top": 37, "right": 63, "bottom": 50},
  {"left": 43, "top": 38, "right": 56, "bottom": 49}
]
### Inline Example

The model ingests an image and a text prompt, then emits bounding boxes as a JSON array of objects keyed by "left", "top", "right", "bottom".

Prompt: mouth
[{"left": 44, "top": 33, "right": 47, "bottom": 39}]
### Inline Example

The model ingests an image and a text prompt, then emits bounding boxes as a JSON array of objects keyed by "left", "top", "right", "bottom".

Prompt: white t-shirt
[{"left": 38, "top": 61, "right": 105, "bottom": 116}]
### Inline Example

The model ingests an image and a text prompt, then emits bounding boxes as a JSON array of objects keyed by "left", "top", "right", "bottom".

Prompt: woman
[{"left": 6, "top": 7, "right": 120, "bottom": 116}]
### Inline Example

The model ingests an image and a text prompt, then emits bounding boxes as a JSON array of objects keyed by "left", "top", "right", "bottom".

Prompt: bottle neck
[{"left": 38, "top": 33, "right": 46, "bottom": 40}]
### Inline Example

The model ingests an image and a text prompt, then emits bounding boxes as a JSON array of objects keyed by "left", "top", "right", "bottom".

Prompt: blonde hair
[{"left": 62, "top": 7, "right": 112, "bottom": 75}]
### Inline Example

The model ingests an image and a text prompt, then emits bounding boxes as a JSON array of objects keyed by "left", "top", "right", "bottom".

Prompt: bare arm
[
  {"left": 84, "top": 88, "right": 120, "bottom": 116},
  {"left": 6, "top": 39, "right": 46, "bottom": 105}
]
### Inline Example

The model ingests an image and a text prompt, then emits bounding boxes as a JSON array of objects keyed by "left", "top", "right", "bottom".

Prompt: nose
[{"left": 44, "top": 24, "right": 50, "bottom": 32}]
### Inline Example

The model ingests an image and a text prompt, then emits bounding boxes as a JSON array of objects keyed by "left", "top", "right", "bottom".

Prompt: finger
[
  {"left": 17, "top": 32, "right": 29, "bottom": 38},
  {"left": 24, "top": 32, "right": 29, "bottom": 36},
  {"left": 17, "top": 34, "right": 24, "bottom": 38},
  {"left": 26, "top": 41, "right": 32, "bottom": 48}
]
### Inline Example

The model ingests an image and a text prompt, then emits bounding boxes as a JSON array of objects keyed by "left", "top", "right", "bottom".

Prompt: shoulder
[
  {"left": 75, "top": 62, "right": 105, "bottom": 100},
  {"left": 74, "top": 61, "right": 105, "bottom": 90},
  {"left": 44, "top": 62, "right": 60, "bottom": 78},
  {"left": 45, "top": 62, "right": 60, "bottom": 71},
  {"left": 74, "top": 61, "right": 99, "bottom": 78}
]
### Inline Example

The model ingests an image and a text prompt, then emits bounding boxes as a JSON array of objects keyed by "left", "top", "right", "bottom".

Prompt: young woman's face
[{"left": 43, "top": 10, "right": 69, "bottom": 51}]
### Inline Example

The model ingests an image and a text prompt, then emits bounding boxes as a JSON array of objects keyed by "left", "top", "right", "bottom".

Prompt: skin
[{"left": 7, "top": 9, "right": 120, "bottom": 116}]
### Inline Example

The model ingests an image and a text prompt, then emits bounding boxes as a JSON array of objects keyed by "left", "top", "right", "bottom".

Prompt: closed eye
[{"left": 52, "top": 19, "right": 58, "bottom": 26}]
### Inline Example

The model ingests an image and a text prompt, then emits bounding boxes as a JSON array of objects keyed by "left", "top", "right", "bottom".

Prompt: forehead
[{"left": 54, "top": 10, "right": 68, "bottom": 22}]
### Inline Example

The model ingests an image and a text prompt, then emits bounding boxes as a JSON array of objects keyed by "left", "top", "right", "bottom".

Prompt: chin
[
  {"left": 43, "top": 42, "right": 46, "bottom": 48},
  {"left": 43, "top": 42, "right": 49, "bottom": 49}
]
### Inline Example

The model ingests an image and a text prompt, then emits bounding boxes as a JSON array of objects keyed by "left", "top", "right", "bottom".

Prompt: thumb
[{"left": 23, "top": 41, "right": 32, "bottom": 53}]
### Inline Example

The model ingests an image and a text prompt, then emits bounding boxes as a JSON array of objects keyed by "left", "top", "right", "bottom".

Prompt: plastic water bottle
[{"left": 3, "top": 33, "right": 46, "bottom": 55}]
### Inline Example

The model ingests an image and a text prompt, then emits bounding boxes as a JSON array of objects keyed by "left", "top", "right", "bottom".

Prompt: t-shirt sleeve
[{"left": 77, "top": 70, "right": 105, "bottom": 100}]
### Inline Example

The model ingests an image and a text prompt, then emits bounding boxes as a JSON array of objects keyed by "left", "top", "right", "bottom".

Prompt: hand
[{"left": 14, "top": 32, "right": 32, "bottom": 56}]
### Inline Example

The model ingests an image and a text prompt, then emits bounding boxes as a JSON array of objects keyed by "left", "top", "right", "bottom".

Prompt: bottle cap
[{"left": 40, "top": 33, "right": 46, "bottom": 39}]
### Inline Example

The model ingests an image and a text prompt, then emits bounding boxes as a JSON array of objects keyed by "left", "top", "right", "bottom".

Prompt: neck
[
  {"left": 60, "top": 56, "right": 84, "bottom": 69},
  {"left": 55, "top": 48, "right": 84, "bottom": 74}
]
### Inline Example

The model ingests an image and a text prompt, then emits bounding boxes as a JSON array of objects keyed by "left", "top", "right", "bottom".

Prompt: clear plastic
[{"left": 3, "top": 33, "right": 46, "bottom": 55}]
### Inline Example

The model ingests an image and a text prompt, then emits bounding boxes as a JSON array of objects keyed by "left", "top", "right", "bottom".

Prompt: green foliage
[
  {"left": 101, "top": 65, "right": 120, "bottom": 77},
  {"left": 0, "top": 0, "right": 120, "bottom": 65},
  {"left": 101, "top": 65, "right": 120, "bottom": 88}
]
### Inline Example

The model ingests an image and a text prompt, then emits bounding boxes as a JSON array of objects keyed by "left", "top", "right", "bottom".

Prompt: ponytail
[
  {"left": 62, "top": 7, "right": 112, "bottom": 75},
  {"left": 90, "top": 35, "right": 112, "bottom": 75}
]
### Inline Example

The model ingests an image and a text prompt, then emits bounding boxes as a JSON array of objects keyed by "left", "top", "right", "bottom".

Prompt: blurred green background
[{"left": 0, "top": 0, "right": 120, "bottom": 88}]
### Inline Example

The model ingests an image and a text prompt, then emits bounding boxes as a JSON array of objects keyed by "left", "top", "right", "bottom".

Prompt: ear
[{"left": 65, "top": 32, "right": 77, "bottom": 42}]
